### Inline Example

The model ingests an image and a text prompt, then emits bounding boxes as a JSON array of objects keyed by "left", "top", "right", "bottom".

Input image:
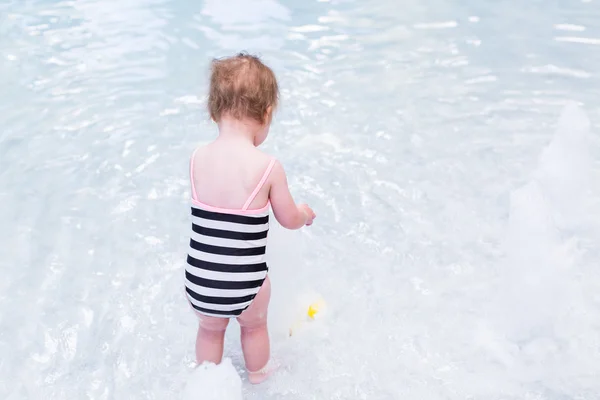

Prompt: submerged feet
[{"left": 247, "top": 360, "right": 278, "bottom": 384}]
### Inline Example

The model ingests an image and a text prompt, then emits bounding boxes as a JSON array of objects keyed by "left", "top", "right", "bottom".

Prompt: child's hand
[{"left": 298, "top": 204, "right": 316, "bottom": 226}]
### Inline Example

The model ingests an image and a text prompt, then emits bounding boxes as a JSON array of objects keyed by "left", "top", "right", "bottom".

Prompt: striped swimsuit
[{"left": 185, "top": 156, "right": 276, "bottom": 318}]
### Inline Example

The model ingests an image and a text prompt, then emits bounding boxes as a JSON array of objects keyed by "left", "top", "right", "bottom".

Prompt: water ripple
[{"left": 1, "top": 0, "right": 600, "bottom": 399}]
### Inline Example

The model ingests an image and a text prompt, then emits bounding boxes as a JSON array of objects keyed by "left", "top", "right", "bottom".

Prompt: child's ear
[{"left": 264, "top": 106, "right": 273, "bottom": 124}]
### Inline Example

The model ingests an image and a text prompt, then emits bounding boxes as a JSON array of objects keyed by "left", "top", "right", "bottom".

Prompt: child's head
[{"left": 208, "top": 53, "right": 279, "bottom": 144}]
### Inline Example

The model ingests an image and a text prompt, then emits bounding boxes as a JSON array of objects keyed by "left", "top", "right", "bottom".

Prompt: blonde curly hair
[{"left": 208, "top": 52, "right": 279, "bottom": 125}]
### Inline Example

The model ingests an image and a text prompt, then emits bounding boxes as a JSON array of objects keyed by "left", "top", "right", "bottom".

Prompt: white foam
[
  {"left": 533, "top": 103, "right": 592, "bottom": 223},
  {"left": 497, "top": 103, "right": 593, "bottom": 344},
  {"left": 182, "top": 359, "right": 243, "bottom": 400}
]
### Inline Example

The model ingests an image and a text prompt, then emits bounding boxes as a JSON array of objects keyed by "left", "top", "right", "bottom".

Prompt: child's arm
[{"left": 269, "top": 161, "right": 316, "bottom": 230}]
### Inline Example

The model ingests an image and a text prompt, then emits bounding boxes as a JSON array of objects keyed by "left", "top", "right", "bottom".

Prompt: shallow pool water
[{"left": 1, "top": 0, "right": 600, "bottom": 399}]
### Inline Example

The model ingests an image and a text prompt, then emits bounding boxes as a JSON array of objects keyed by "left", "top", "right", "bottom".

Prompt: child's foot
[{"left": 247, "top": 360, "right": 278, "bottom": 385}]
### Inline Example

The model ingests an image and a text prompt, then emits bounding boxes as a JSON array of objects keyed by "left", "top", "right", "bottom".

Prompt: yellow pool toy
[{"left": 289, "top": 299, "right": 325, "bottom": 336}]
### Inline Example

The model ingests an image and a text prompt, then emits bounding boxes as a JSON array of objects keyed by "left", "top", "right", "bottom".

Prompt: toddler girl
[{"left": 184, "top": 53, "right": 316, "bottom": 384}]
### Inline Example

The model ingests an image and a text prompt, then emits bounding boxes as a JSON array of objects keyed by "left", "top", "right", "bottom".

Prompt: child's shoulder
[
  {"left": 191, "top": 143, "right": 210, "bottom": 158},
  {"left": 190, "top": 143, "right": 279, "bottom": 171},
  {"left": 255, "top": 147, "right": 275, "bottom": 160},
  {"left": 252, "top": 147, "right": 277, "bottom": 163}
]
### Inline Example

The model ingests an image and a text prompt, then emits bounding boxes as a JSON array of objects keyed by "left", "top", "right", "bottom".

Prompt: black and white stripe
[{"left": 185, "top": 205, "right": 270, "bottom": 317}]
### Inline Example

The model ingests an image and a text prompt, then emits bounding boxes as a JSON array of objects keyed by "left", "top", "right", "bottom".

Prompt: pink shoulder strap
[
  {"left": 242, "top": 158, "right": 276, "bottom": 210},
  {"left": 190, "top": 148, "right": 200, "bottom": 201}
]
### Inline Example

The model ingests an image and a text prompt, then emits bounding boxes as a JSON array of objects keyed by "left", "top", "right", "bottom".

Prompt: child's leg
[
  {"left": 237, "top": 276, "right": 272, "bottom": 384},
  {"left": 196, "top": 315, "right": 229, "bottom": 365}
]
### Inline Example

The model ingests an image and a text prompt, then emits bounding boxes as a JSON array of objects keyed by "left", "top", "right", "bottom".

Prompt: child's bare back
[{"left": 192, "top": 141, "right": 272, "bottom": 210}]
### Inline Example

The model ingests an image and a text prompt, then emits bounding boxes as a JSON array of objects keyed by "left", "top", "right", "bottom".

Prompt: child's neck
[{"left": 217, "top": 116, "right": 261, "bottom": 145}]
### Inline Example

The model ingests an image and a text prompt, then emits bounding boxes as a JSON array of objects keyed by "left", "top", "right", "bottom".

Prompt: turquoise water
[{"left": 1, "top": 0, "right": 600, "bottom": 399}]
